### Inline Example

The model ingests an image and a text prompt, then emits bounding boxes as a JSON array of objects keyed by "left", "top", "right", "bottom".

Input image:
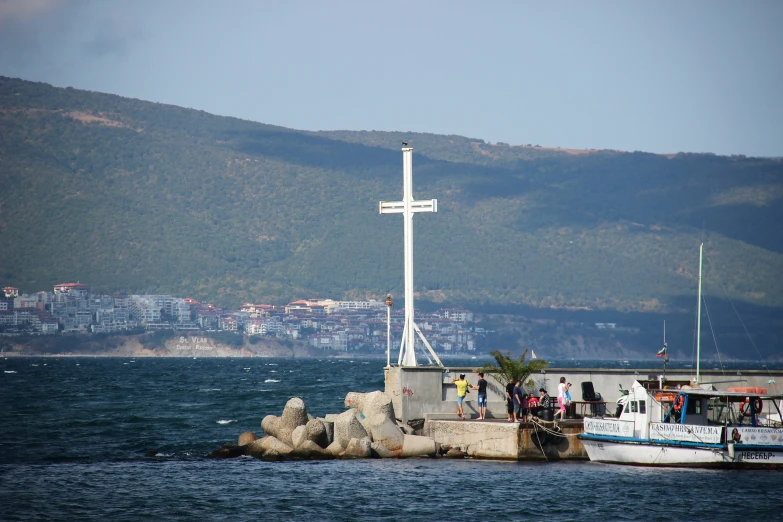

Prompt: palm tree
[{"left": 481, "top": 349, "right": 548, "bottom": 387}]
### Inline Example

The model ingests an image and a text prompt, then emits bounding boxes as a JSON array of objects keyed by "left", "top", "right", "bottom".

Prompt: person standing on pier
[
  {"left": 505, "top": 378, "right": 516, "bottom": 422},
  {"left": 555, "top": 377, "right": 570, "bottom": 421},
  {"left": 452, "top": 373, "right": 472, "bottom": 420},
  {"left": 512, "top": 380, "right": 525, "bottom": 423},
  {"left": 473, "top": 372, "right": 488, "bottom": 420}
]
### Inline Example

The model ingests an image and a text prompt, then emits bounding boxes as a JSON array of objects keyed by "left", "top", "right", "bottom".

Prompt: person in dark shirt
[
  {"left": 532, "top": 388, "right": 550, "bottom": 418},
  {"left": 512, "top": 381, "right": 525, "bottom": 422},
  {"left": 505, "top": 378, "right": 516, "bottom": 422},
  {"left": 472, "top": 372, "right": 488, "bottom": 420}
]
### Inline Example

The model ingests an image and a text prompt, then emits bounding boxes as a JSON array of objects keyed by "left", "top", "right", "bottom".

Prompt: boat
[{"left": 578, "top": 242, "right": 783, "bottom": 468}]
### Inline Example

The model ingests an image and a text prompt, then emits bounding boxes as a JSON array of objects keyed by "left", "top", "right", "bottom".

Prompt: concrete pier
[
  {"left": 385, "top": 365, "right": 783, "bottom": 461},
  {"left": 426, "top": 419, "right": 587, "bottom": 460}
]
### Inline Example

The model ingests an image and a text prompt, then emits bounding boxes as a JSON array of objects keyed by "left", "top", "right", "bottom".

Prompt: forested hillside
[{"left": 1, "top": 76, "right": 782, "bottom": 322}]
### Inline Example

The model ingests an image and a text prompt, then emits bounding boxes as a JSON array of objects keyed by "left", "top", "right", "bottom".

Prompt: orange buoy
[{"left": 727, "top": 387, "right": 767, "bottom": 394}]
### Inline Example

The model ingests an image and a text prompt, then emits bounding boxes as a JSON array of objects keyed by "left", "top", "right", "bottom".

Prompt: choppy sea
[{"left": 1, "top": 356, "right": 782, "bottom": 521}]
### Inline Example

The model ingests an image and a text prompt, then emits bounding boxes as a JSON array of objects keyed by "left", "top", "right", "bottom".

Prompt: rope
[
  {"left": 529, "top": 417, "right": 581, "bottom": 438},
  {"left": 701, "top": 296, "right": 727, "bottom": 376},
  {"left": 705, "top": 250, "right": 776, "bottom": 387}
]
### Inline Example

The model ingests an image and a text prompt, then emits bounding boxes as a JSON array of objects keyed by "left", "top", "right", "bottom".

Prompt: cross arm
[{"left": 379, "top": 199, "right": 438, "bottom": 215}]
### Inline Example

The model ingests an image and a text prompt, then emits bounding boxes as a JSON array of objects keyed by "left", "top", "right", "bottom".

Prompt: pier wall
[{"left": 425, "top": 420, "right": 587, "bottom": 460}]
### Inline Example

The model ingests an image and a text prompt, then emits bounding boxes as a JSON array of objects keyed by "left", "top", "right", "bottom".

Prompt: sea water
[{"left": 1, "top": 356, "right": 781, "bottom": 521}]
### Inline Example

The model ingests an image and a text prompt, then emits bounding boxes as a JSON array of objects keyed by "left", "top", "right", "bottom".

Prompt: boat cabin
[{"left": 610, "top": 381, "right": 783, "bottom": 442}]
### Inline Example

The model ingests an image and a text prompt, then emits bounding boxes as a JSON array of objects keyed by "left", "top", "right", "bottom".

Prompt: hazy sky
[{"left": 1, "top": 0, "right": 782, "bottom": 157}]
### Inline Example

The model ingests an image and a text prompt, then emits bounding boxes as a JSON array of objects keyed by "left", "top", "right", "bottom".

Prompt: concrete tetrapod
[
  {"left": 304, "top": 419, "right": 329, "bottom": 448},
  {"left": 245, "top": 436, "right": 294, "bottom": 459},
  {"left": 345, "top": 391, "right": 396, "bottom": 421},
  {"left": 291, "top": 420, "right": 328, "bottom": 450},
  {"left": 342, "top": 438, "right": 372, "bottom": 459},
  {"left": 401, "top": 434, "right": 437, "bottom": 458},
  {"left": 261, "top": 397, "right": 308, "bottom": 446},
  {"left": 366, "top": 413, "right": 404, "bottom": 454},
  {"left": 325, "top": 440, "right": 344, "bottom": 457},
  {"left": 295, "top": 440, "right": 334, "bottom": 460},
  {"left": 334, "top": 409, "right": 370, "bottom": 448},
  {"left": 291, "top": 425, "right": 307, "bottom": 449}
]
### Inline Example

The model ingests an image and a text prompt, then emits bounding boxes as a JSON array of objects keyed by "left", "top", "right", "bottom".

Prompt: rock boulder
[{"left": 238, "top": 431, "right": 257, "bottom": 446}]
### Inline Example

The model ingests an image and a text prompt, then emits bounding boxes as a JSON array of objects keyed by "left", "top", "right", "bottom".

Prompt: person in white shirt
[{"left": 555, "top": 376, "right": 570, "bottom": 421}]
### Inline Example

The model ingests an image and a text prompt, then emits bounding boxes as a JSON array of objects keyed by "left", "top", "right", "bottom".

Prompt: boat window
[
  {"left": 639, "top": 401, "right": 646, "bottom": 414},
  {"left": 686, "top": 398, "right": 702, "bottom": 415},
  {"left": 630, "top": 401, "right": 638, "bottom": 413}
]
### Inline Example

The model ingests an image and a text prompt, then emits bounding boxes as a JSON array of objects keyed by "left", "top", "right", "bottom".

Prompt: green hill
[{"left": 1, "top": 76, "right": 782, "bottom": 323}]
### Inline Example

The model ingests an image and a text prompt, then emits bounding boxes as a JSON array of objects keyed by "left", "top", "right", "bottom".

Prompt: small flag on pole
[{"left": 657, "top": 343, "right": 667, "bottom": 357}]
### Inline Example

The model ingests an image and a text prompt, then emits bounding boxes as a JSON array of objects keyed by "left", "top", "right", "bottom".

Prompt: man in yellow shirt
[{"left": 451, "top": 373, "right": 472, "bottom": 420}]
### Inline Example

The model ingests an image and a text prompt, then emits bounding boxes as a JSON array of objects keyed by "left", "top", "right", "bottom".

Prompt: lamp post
[{"left": 385, "top": 293, "right": 393, "bottom": 368}]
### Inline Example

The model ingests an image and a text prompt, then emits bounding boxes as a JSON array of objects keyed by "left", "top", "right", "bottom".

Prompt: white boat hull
[{"left": 581, "top": 438, "right": 783, "bottom": 468}]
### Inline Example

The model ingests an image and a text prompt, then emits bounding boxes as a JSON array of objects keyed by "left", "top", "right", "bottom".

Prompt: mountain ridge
[{"left": 1, "top": 76, "right": 782, "bottom": 322}]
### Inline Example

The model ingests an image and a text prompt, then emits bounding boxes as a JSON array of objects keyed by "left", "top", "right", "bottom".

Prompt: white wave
[
  {"left": 31, "top": 364, "right": 39, "bottom": 367},
  {"left": 216, "top": 420, "right": 236, "bottom": 425},
  {"left": 199, "top": 388, "right": 221, "bottom": 392},
  {"left": 266, "top": 363, "right": 278, "bottom": 366},
  {"left": 270, "top": 370, "right": 277, "bottom": 373},
  {"left": 155, "top": 452, "right": 173, "bottom": 457},
  {"left": 4, "top": 370, "right": 17, "bottom": 374},
  {"left": 243, "top": 367, "right": 251, "bottom": 370},
  {"left": 264, "top": 379, "right": 281, "bottom": 383}
]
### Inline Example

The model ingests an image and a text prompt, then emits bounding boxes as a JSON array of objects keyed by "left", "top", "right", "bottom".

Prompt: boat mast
[{"left": 696, "top": 242, "right": 704, "bottom": 385}]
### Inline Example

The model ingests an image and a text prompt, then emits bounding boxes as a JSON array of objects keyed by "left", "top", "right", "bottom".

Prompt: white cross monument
[{"left": 379, "top": 144, "right": 444, "bottom": 368}]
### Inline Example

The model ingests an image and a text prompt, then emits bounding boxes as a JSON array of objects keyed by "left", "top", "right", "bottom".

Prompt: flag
[{"left": 657, "top": 343, "right": 667, "bottom": 357}]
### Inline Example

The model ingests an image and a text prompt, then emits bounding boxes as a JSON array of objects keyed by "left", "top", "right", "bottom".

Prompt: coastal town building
[{"left": 0, "top": 282, "right": 479, "bottom": 353}]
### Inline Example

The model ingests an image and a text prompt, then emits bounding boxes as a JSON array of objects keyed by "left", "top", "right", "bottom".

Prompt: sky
[{"left": 1, "top": 0, "right": 782, "bottom": 157}]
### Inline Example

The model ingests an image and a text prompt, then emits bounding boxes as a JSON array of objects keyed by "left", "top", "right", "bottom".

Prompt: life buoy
[
  {"left": 740, "top": 398, "right": 763, "bottom": 415},
  {"left": 673, "top": 395, "right": 684, "bottom": 412}
]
